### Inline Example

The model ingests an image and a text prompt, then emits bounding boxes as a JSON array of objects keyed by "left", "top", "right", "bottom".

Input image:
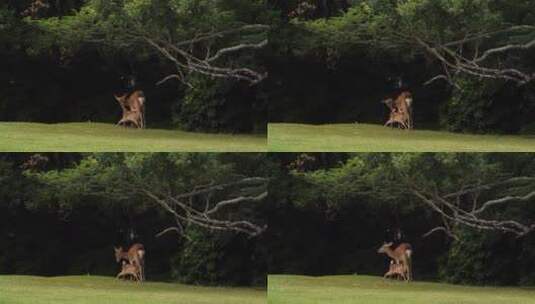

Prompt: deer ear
[
  {"left": 113, "top": 95, "right": 121, "bottom": 101},
  {"left": 386, "top": 242, "right": 394, "bottom": 247}
]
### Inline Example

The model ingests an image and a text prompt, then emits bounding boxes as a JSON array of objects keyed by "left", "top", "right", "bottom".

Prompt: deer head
[
  {"left": 381, "top": 98, "right": 395, "bottom": 111},
  {"left": 377, "top": 242, "right": 394, "bottom": 254},
  {"left": 113, "top": 94, "right": 126, "bottom": 103}
]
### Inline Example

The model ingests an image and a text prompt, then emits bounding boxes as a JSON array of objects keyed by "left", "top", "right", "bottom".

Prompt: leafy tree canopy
[
  {"left": 291, "top": 153, "right": 535, "bottom": 238},
  {"left": 26, "top": 153, "right": 270, "bottom": 237},
  {"left": 289, "top": 0, "right": 535, "bottom": 85}
]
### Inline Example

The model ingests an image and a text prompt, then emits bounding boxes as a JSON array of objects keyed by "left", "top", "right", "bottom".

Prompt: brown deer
[
  {"left": 383, "top": 98, "right": 409, "bottom": 129},
  {"left": 377, "top": 242, "right": 413, "bottom": 281},
  {"left": 114, "top": 90, "right": 146, "bottom": 129},
  {"left": 382, "top": 91, "right": 413, "bottom": 130},
  {"left": 383, "top": 260, "right": 407, "bottom": 281},
  {"left": 116, "top": 261, "right": 141, "bottom": 282},
  {"left": 114, "top": 243, "right": 145, "bottom": 282}
]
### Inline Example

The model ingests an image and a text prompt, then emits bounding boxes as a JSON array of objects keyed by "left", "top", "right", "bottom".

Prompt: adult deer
[
  {"left": 114, "top": 243, "right": 146, "bottom": 282},
  {"left": 114, "top": 90, "right": 146, "bottom": 129},
  {"left": 377, "top": 242, "right": 413, "bottom": 281}
]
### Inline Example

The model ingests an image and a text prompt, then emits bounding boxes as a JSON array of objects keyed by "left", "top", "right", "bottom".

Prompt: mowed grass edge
[
  {"left": 268, "top": 275, "right": 535, "bottom": 304},
  {"left": 0, "top": 122, "right": 267, "bottom": 152},
  {"left": 268, "top": 123, "right": 535, "bottom": 152},
  {"left": 0, "top": 275, "right": 266, "bottom": 304}
]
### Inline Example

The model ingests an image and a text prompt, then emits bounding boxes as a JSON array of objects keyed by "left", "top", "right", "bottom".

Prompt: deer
[
  {"left": 116, "top": 261, "right": 141, "bottom": 282},
  {"left": 382, "top": 91, "right": 414, "bottom": 130},
  {"left": 114, "top": 243, "right": 145, "bottom": 282},
  {"left": 377, "top": 242, "right": 413, "bottom": 281},
  {"left": 114, "top": 90, "right": 146, "bottom": 129},
  {"left": 383, "top": 260, "right": 407, "bottom": 281},
  {"left": 382, "top": 98, "right": 409, "bottom": 129}
]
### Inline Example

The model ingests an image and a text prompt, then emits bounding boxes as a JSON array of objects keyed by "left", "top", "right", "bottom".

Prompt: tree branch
[
  {"left": 140, "top": 177, "right": 268, "bottom": 238},
  {"left": 142, "top": 25, "right": 269, "bottom": 86},
  {"left": 409, "top": 176, "right": 535, "bottom": 240}
]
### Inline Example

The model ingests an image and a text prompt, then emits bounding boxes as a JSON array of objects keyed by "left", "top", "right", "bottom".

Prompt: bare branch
[
  {"left": 155, "top": 227, "right": 182, "bottom": 238},
  {"left": 140, "top": 177, "right": 268, "bottom": 238},
  {"left": 475, "top": 38, "right": 535, "bottom": 63},
  {"left": 142, "top": 25, "right": 269, "bottom": 86},
  {"left": 409, "top": 176, "right": 535, "bottom": 240},
  {"left": 206, "top": 39, "right": 268, "bottom": 62},
  {"left": 473, "top": 191, "right": 535, "bottom": 215},
  {"left": 424, "top": 75, "right": 450, "bottom": 86},
  {"left": 206, "top": 191, "right": 268, "bottom": 215},
  {"left": 413, "top": 26, "right": 535, "bottom": 86},
  {"left": 422, "top": 226, "right": 459, "bottom": 241},
  {"left": 156, "top": 74, "right": 188, "bottom": 87}
]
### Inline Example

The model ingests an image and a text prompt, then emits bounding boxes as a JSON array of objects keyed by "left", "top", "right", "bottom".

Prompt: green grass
[
  {"left": 268, "top": 275, "right": 535, "bottom": 304},
  {"left": 0, "top": 122, "right": 266, "bottom": 152},
  {"left": 0, "top": 275, "right": 266, "bottom": 304},
  {"left": 268, "top": 123, "right": 535, "bottom": 152}
]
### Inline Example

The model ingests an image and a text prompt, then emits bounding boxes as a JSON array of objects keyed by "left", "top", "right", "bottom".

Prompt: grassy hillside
[
  {"left": 0, "top": 122, "right": 266, "bottom": 152},
  {"left": 268, "top": 123, "right": 535, "bottom": 152},
  {"left": 268, "top": 275, "right": 535, "bottom": 304},
  {"left": 0, "top": 275, "right": 266, "bottom": 304}
]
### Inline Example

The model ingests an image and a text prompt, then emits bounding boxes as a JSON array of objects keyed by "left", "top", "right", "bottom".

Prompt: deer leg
[
  {"left": 134, "top": 268, "right": 140, "bottom": 283},
  {"left": 409, "top": 107, "right": 414, "bottom": 129},
  {"left": 406, "top": 116, "right": 412, "bottom": 130},
  {"left": 132, "top": 256, "right": 144, "bottom": 282},
  {"left": 385, "top": 119, "right": 395, "bottom": 128},
  {"left": 141, "top": 109, "right": 146, "bottom": 129}
]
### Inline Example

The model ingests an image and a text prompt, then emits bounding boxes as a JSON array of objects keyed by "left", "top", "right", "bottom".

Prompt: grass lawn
[
  {"left": 268, "top": 275, "right": 535, "bottom": 304},
  {"left": 268, "top": 123, "right": 535, "bottom": 152},
  {"left": 0, "top": 122, "right": 266, "bottom": 152},
  {"left": 0, "top": 275, "right": 266, "bottom": 304}
]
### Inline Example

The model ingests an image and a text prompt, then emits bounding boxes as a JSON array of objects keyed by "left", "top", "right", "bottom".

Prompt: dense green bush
[
  {"left": 171, "top": 227, "right": 265, "bottom": 286},
  {"left": 171, "top": 228, "right": 223, "bottom": 284},
  {"left": 173, "top": 77, "right": 266, "bottom": 133},
  {"left": 440, "top": 78, "right": 497, "bottom": 133},
  {"left": 439, "top": 229, "right": 535, "bottom": 286},
  {"left": 440, "top": 78, "right": 535, "bottom": 134}
]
